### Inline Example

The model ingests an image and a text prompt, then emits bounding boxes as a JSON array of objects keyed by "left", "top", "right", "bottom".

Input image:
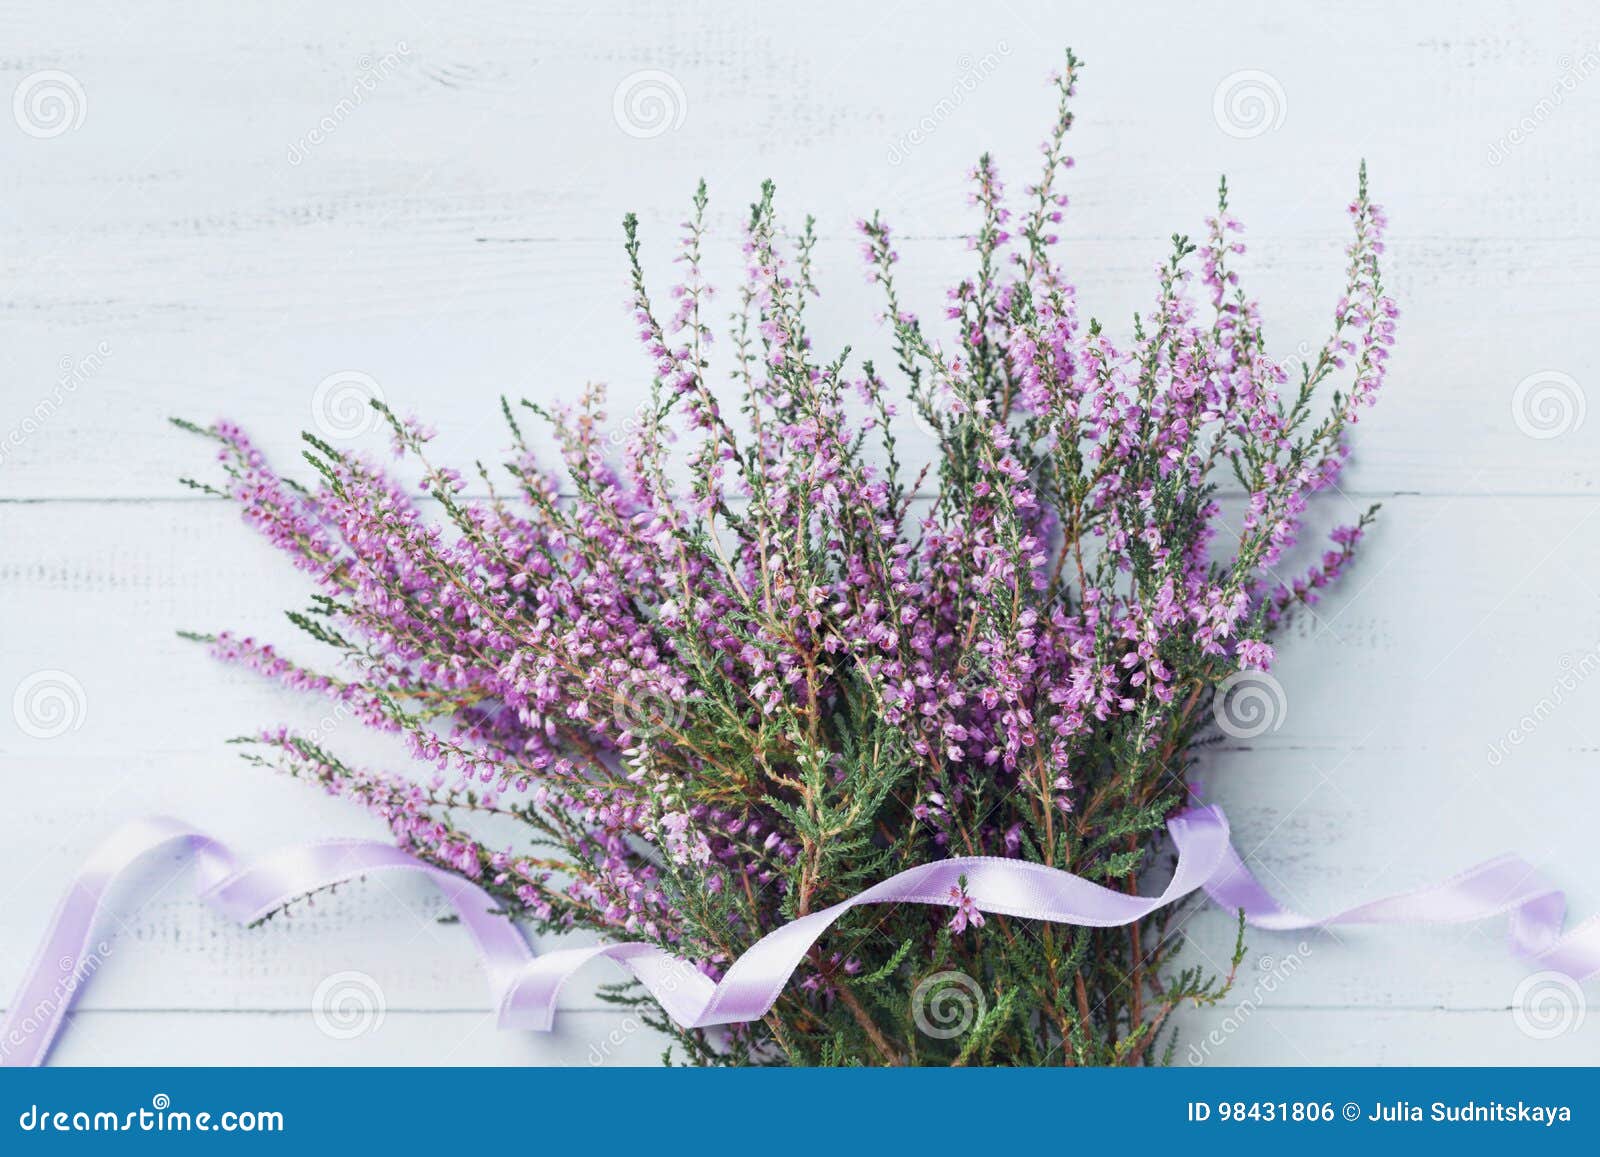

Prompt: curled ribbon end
[{"left": 3, "top": 806, "right": 1596, "bottom": 1066}]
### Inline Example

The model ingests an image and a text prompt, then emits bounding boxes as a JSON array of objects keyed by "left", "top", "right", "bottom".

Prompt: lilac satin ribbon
[{"left": 4, "top": 805, "right": 1599, "bottom": 1066}]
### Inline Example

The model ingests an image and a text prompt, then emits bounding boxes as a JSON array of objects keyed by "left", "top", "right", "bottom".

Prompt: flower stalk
[{"left": 178, "top": 50, "right": 1394, "bottom": 1066}]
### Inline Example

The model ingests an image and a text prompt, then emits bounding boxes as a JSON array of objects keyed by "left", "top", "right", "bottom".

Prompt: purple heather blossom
[
  {"left": 947, "top": 884, "right": 987, "bottom": 935},
  {"left": 182, "top": 51, "right": 1392, "bottom": 1067}
]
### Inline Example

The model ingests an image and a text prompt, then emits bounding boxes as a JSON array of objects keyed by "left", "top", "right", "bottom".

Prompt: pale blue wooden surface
[{"left": 4, "top": 0, "right": 1599, "bottom": 1064}]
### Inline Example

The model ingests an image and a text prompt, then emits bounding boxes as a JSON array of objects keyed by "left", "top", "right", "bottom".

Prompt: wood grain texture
[
  {"left": 4, "top": 0, "right": 1600, "bottom": 1065},
  {"left": 37, "top": 1009, "right": 1600, "bottom": 1067}
]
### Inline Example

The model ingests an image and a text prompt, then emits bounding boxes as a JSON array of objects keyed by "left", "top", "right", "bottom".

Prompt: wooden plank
[
  {"left": 1172, "top": 1006, "right": 1600, "bottom": 1066},
  {"left": 6, "top": 495, "right": 1600, "bottom": 761},
  {"left": 36, "top": 1007, "right": 1600, "bottom": 1065},
  {"left": 43, "top": 1010, "right": 674, "bottom": 1067},
  {"left": 2, "top": 233, "right": 1597, "bottom": 498},
  {"left": 3, "top": 497, "right": 1600, "bottom": 1020},
  {"left": 3, "top": 2, "right": 1599, "bottom": 496},
  {"left": 7, "top": 0, "right": 1600, "bottom": 1065}
]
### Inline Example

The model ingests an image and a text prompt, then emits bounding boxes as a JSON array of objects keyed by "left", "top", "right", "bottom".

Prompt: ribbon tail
[
  {"left": 0, "top": 821, "right": 534, "bottom": 1067},
  {"left": 0, "top": 818, "right": 220, "bottom": 1067},
  {"left": 5, "top": 804, "right": 1599, "bottom": 1067},
  {"left": 1194, "top": 818, "right": 1600, "bottom": 981}
]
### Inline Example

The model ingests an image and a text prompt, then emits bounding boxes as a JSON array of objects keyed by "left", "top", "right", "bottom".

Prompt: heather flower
[
  {"left": 178, "top": 49, "right": 1392, "bottom": 1067},
  {"left": 947, "top": 883, "right": 986, "bottom": 935}
]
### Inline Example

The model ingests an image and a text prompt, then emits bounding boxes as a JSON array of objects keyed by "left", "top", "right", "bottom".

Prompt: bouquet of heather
[{"left": 178, "top": 51, "right": 1395, "bottom": 1066}]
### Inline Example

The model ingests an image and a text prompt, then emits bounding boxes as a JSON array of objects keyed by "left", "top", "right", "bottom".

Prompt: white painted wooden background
[{"left": 4, "top": 0, "right": 1600, "bottom": 1066}]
